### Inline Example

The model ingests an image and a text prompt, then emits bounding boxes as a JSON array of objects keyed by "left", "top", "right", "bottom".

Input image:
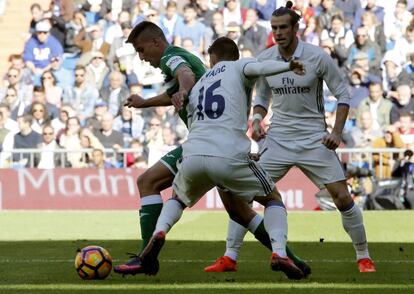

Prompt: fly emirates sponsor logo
[{"left": 271, "top": 77, "right": 310, "bottom": 96}]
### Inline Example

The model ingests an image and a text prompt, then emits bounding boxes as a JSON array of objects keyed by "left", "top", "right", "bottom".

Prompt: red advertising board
[{"left": 0, "top": 168, "right": 319, "bottom": 210}]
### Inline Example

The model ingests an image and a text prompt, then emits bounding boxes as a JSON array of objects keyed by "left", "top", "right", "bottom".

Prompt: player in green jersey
[{"left": 114, "top": 21, "right": 310, "bottom": 278}]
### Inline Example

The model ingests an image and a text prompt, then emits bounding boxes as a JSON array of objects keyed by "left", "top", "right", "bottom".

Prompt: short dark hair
[
  {"left": 126, "top": 21, "right": 167, "bottom": 44},
  {"left": 208, "top": 37, "right": 239, "bottom": 61},
  {"left": 272, "top": 0, "right": 301, "bottom": 25}
]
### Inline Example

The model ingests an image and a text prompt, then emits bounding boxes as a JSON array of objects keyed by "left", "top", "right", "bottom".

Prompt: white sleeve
[
  {"left": 318, "top": 52, "right": 350, "bottom": 106},
  {"left": 253, "top": 75, "right": 272, "bottom": 110},
  {"left": 243, "top": 60, "right": 291, "bottom": 78}
]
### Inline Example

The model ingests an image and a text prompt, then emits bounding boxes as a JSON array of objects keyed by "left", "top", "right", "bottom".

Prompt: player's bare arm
[
  {"left": 171, "top": 65, "right": 196, "bottom": 110},
  {"left": 322, "top": 104, "right": 349, "bottom": 150},
  {"left": 124, "top": 92, "right": 172, "bottom": 108},
  {"left": 251, "top": 105, "right": 268, "bottom": 142}
]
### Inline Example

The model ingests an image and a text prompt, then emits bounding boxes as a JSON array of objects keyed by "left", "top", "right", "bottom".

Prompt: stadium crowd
[{"left": 1, "top": 0, "right": 414, "bottom": 178}]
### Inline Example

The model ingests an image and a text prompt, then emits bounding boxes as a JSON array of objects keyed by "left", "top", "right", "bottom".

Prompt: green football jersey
[{"left": 159, "top": 45, "right": 206, "bottom": 125}]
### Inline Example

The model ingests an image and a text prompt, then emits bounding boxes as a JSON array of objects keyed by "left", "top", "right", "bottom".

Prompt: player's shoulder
[{"left": 256, "top": 46, "right": 278, "bottom": 61}]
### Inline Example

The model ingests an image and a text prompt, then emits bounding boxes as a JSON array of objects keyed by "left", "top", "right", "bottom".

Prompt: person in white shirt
[
  {"left": 208, "top": 1, "right": 376, "bottom": 274},
  {"left": 136, "top": 36, "right": 307, "bottom": 280}
]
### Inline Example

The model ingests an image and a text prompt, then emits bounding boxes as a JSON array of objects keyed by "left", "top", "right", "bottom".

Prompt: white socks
[
  {"left": 154, "top": 198, "right": 184, "bottom": 234},
  {"left": 341, "top": 203, "right": 370, "bottom": 260},
  {"left": 224, "top": 219, "right": 248, "bottom": 261},
  {"left": 264, "top": 205, "right": 288, "bottom": 257}
]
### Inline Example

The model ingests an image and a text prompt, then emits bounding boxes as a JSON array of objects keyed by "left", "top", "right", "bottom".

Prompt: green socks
[{"left": 139, "top": 202, "right": 163, "bottom": 250}]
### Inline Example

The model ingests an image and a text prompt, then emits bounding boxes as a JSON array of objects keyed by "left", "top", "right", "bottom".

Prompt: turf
[{"left": 0, "top": 211, "right": 413, "bottom": 293}]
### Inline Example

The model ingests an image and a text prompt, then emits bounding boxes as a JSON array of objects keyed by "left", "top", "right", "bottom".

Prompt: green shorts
[{"left": 159, "top": 145, "right": 183, "bottom": 175}]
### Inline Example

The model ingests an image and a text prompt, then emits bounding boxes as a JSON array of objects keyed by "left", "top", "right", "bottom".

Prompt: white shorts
[
  {"left": 259, "top": 136, "right": 346, "bottom": 189},
  {"left": 173, "top": 155, "right": 275, "bottom": 207}
]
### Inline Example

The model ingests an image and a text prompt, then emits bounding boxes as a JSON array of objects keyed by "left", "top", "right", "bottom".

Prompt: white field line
[
  {"left": 0, "top": 258, "right": 413, "bottom": 263},
  {"left": 0, "top": 283, "right": 414, "bottom": 290}
]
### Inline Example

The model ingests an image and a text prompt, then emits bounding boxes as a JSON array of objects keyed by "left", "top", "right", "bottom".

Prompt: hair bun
[{"left": 285, "top": 1, "right": 293, "bottom": 9}]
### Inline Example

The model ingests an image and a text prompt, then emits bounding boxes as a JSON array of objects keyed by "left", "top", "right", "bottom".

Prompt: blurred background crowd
[{"left": 1, "top": 0, "right": 414, "bottom": 178}]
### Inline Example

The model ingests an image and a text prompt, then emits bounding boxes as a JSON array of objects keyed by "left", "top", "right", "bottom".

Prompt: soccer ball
[{"left": 75, "top": 246, "right": 112, "bottom": 280}]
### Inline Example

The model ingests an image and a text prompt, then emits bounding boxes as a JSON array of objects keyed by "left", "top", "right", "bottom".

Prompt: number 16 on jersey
[{"left": 196, "top": 80, "right": 225, "bottom": 120}]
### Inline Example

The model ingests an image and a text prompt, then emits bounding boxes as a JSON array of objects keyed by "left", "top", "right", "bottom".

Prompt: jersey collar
[{"left": 275, "top": 38, "right": 304, "bottom": 61}]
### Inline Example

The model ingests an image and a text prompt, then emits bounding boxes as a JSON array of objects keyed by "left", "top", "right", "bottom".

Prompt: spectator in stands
[
  {"left": 108, "top": 21, "right": 135, "bottom": 74},
  {"left": 2, "top": 67, "right": 33, "bottom": 105},
  {"left": 59, "top": 116, "right": 82, "bottom": 167},
  {"left": 85, "top": 50, "right": 110, "bottom": 89},
  {"left": 393, "top": 25, "right": 414, "bottom": 66},
  {"left": 114, "top": 105, "right": 145, "bottom": 146},
  {"left": 249, "top": 0, "right": 275, "bottom": 24},
  {"left": 292, "top": 0, "right": 315, "bottom": 27},
  {"left": 204, "top": 11, "right": 226, "bottom": 51},
  {"left": 51, "top": 104, "right": 72, "bottom": 138},
  {"left": 125, "top": 139, "right": 147, "bottom": 167},
  {"left": 318, "top": 0, "right": 343, "bottom": 30},
  {"left": 64, "top": 10, "right": 86, "bottom": 55},
  {"left": 79, "top": 127, "right": 105, "bottom": 166},
  {"left": 241, "top": 9, "right": 267, "bottom": 55},
  {"left": 63, "top": 65, "right": 99, "bottom": 123},
  {"left": 348, "top": 111, "right": 383, "bottom": 148},
  {"left": 360, "top": 11, "right": 386, "bottom": 54},
  {"left": 174, "top": 4, "right": 206, "bottom": 54},
  {"left": 384, "top": 0, "right": 412, "bottom": 50},
  {"left": 36, "top": 124, "right": 65, "bottom": 168},
  {"left": 347, "top": 26, "right": 382, "bottom": 73},
  {"left": 382, "top": 50, "right": 404, "bottom": 98},
  {"left": 160, "top": 1, "right": 183, "bottom": 43},
  {"left": 353, "top": 0, "right": 385, "bottom": 32},
  {"left": 5, "top": 114, "right": 42, "bottom": 168},
  {"left": 131, "top": 0, "right": 152, "bottom": 26},
  {"left": 93, "top": 111, "right": 124, "bottom": 165},
  {"left": 320, "top": 38, "right": 347, "bottom": 68},
  {"left": 29, "top": 101, "right": 50, "bottom": 134},
  {"left": 105, "top": 10, "right": 131, "bottom": 45},
  {"left": 2, "top": 87, "right": 27, "bottom": 121},
  {"left": 320, "top": 14, "right": 354, "bottom": 49},
  {"left": 99, "top": 0, "right": 135, "bottom": 21},
  {"left": 99, "top": 71, "right": 129, "bottom": 116},
  {"left": 49, "top": 0, "right": 75, "bottom": 23},
  {"left": 226, "top": 22, "right": 246, "bottom": 50},
  {"left": 399, "top": 50, "right": 414, "bottom": 89},
  {"left": 372, "top": 125, "right": 405, "bottom": 178},
  {"left": 86, "top": 99, "right": 109, "bottom": 132},
  {"left": 301, "top": 15, "right": 321, "bottom": 46},
  {"left": 89, "top": 148, "right": 114, "bottom": 168},
  {"left": 144, "top": 116, "right": 163, "bottom": 148},
  {"left": 74, "top": 24, "right": 110, "bottom": 66},
  {"left": 390, "top": 84, "right": 414, "bottom": 125},
  {"left": 334, "top": 0, "right": 361, "bottom": 29},
  {"left": 5, "top": 54, "right": 33, "bottom": 89},
  {"left": 0, "top": 111, "right": 8, "bottom": 152},
  {"left": 356, "top": 81, "right": 392, "bottom": 132},
  {"left": 196, "top": 0, "right": 215, "bottom": 27},
  {"left": 41, "top": 9, "right": 66, "bottom": 47},
  {"left": 222, "top": 0, "right": 246, "bottom": 26},
  {"left": 23, "top": 21, "right": 63, "bottom": 79},
  {"left": 32, "top": 85, "right": 59, "bottom": 120},
  {"left": 50, "top": 55, "right": 74, "bottom": 90},
  {"left": 29, "top": 3, "right": 44, "bottom": 34},
  {"left": 41, "top": 70, "right": 63, "bottom": 108},
  {"left": 0, "top": 103, "right": 19, "bottom": 134},
  {"left": 396, "top": 112, "right": 414, "bottom": 146}
]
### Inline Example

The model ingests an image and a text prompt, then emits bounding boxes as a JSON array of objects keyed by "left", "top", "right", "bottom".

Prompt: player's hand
[
  {"left": 322, "top": 132, "right": 341, "bottom": 150},
  {"left": 289, "top": 60, "right": 305, "bottom": 75},
  {"left": 252, "top": 120, "right": 266, "bottom": 142},
  {"left": 124, "top": 94, "right": 146, "bottom": 108},
  {"left": 171, "top": 90, "right": 188, "bottom": 111}
]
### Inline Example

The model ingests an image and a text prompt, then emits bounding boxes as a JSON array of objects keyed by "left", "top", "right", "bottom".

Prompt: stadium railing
[{"left": 0, "top": 147, "right": 406, "bottom": 177}]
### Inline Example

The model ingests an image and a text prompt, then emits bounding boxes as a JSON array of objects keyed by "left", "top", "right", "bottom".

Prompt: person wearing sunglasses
[{"left": 23, "top": 21, "right": 63, "bottom": 81}]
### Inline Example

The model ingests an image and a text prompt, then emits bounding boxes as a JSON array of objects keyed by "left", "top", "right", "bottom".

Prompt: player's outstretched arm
[
  {"left": 243, "top": 60, "right": 305, "bottom": 79},
  {"left": 124, "top": 92, "right": 172, "bottom": 108}
]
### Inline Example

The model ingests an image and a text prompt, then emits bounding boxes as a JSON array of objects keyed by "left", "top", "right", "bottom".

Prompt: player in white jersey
[
  {"left": 206, "top": 1, "right": 376, "bottom": 274},
  {"left": 137, "top": 37, "right": 306, "bottom": 280}
]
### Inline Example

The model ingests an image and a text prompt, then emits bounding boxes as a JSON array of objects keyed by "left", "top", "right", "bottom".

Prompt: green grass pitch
[{"left": 0, "top": 211, "right": 414, "bottom": 293}]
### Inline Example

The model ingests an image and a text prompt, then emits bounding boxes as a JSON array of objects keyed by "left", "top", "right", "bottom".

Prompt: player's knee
[{"left": 332, "top": 191, "right": 353, "bottom": 210}]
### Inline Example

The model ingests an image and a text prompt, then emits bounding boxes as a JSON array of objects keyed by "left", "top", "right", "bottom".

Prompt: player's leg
[
  {"left": 138, "top": 155, "right": 215, "bottom": 275},
  {"left": 114, "top": 147, "right": 180, "bottom": 275},
  {"left": 325, "top": 180, "right": 375, "bottom": 272},
  {"left": 298, "top": 143, "right": 375, "bottom": 273},
  {"left": 138, "top": 146, "right": 182, "bottom": 250},
  {"left": 216, "top": 158, "right": 303, "bottom": 280},
  {"left": 206, "top": 191, "right": 311, "bottom": 276}
]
